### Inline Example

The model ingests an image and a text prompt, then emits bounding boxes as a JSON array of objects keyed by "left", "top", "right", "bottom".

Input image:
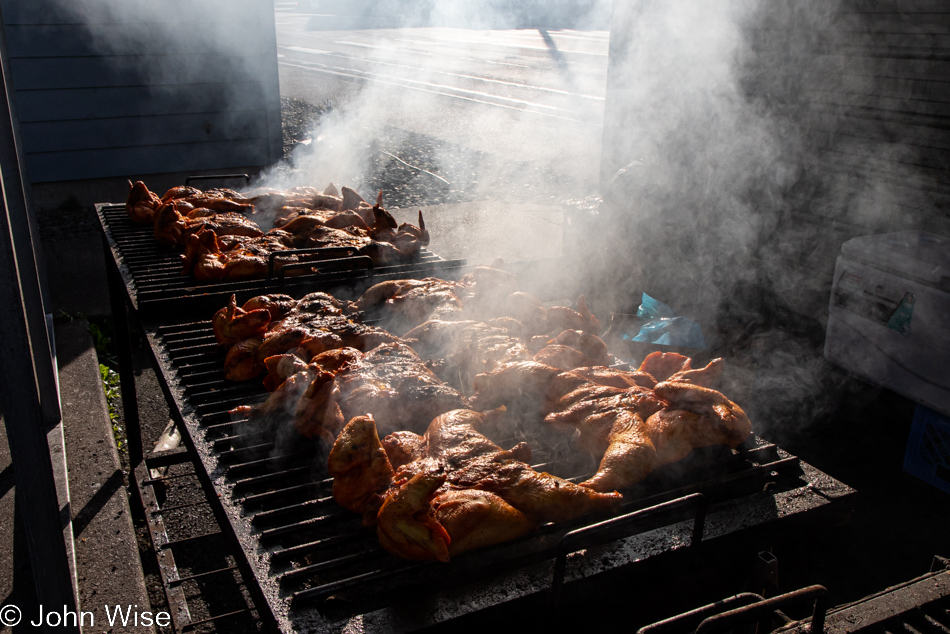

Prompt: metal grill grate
[
  {"left": 96, "top": 204, "right": 468, "bottom": 317},
  {"left": 136, "top": 315, "right": 857, "bottom": 633}
]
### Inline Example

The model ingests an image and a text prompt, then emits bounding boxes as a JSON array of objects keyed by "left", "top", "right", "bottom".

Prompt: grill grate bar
[
  {"left": 250, "top": 495, "right": 336, "bottom": 528},
  {"left": 259, "top": 511, "right": 354, "bottom": 542},
  {"left": 290, "top": 563, "right": 428, "bottom": 606},
  {"left": 180, "top": 608, "right": 254, "bottom": 632},
  {"left": 217, "top": 441, "right": 277, "bottom": 463},
  {"left": 270, "top": 533, "right": 369, "bottom": 566},
  {"left": 231, "top": 466, "right": 314, "bottom": 496},
  {"left": 226, "top": 452, "right": 314, "bottom": 479},
  {"left": 239, "top": 481, "right": 326, "bottom": 509},
  {"left": 279, "top": 549, "right": 385, "bottom": 586},
  {"left": 169, "top": 565, "right": 240, "bottom": 587}
]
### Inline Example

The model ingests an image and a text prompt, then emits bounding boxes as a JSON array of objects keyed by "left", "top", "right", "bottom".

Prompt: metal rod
[
  {"left": 185, "top": 174, "right": 250, "bottom": 186},
  {"left": 169, "top": 565, "right": 239, "bottom": 586},
  {"left": 637, "top": 593, "right": 766, "bottom": 634},
  {"left": 695, "top": 585, "right": 829, "bottom": 634},
  {"left": 180, "top": 608, "right": 252, "bottom": 631},
  {"left": 133, "top": 463, "right": 193, "bottom": 631},
  {"left": 107, "top": 260, "right": 144, "bottom": 468},
  {"left": 159, "top": 531, "right": 224, "bottom": 550}
]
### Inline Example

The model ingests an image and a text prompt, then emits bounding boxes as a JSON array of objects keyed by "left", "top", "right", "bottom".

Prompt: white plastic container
[{"left": 824, "top": 231, "right": 950, "bottom": 416}]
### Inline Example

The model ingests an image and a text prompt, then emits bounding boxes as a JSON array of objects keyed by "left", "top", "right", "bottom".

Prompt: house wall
[{"left": 1, "top": 0, "right": 282, "bottom": 185}]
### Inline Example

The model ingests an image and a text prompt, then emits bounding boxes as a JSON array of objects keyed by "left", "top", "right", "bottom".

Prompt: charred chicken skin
[
  {"left": 232, "top": 342, "right": 468, "bottom": 442},
  {"left": 217, "top": 291, "right": 395, "bottom": 383}
]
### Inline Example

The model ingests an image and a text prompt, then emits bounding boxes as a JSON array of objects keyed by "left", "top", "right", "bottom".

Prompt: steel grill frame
[
  {"left": 134, "top": 313, "right": 856, "bottom": 633},
  {"left": 99, "top": 200, "right": 857, "bottom": 632}
]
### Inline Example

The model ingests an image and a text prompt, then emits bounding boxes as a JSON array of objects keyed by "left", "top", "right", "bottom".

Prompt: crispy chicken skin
[
  {"left": 126, "top": 180, "right": 163, "bottom": 224},
  {"left": 212, "top": 295, "right": 272, "bottom": 346},
  {"left": 638, "top": 351, "right": 692, "bottom": 382},
  {"left": 382, "top": 431, "right": 426, "bottom": 469},
  {"left": 470, "top": 356, "right": 753, "bottom": 493},
  {"left": 431, "top": 489, "right": 537, "bottom": 558},
  {"left": 214, "top": 292, "right": 394, "bottom": 385},
  {"left": 130, "top": 181, "right": 430, "bottom": 281},
  {"left": 398, "top": 410, "right": 622, "bottom": 524},
  {"left": 333, "top": 343, "right": 469, "bottom": 436},
  {"left": 376, "top": 472, "right": 453, "bottom": 562},
  {"left": 332, "top": 409, "right": 619, "bottom": 561},
  {"left": 328, "top": 415, "right": 396, "bottom": 524},
  {"left": 469, "top": 361, "right": 563, "bottom": 411}
]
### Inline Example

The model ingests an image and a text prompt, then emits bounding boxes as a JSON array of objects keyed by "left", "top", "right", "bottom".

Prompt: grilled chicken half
[
  {"left": 329, "top": 409, "right": 622, "bottom": 561},
  {"left": 471, "top": 352, "right": 752, "bottom": 492}
]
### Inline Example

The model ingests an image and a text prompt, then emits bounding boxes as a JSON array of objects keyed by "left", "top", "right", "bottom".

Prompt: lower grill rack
[{"left": 141, "top": 318, "right": 856, "bottom": 633}]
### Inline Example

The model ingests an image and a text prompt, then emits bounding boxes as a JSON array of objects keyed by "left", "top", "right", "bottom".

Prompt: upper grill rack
[
  {"left": 145, "top": 316, "right": 851, "bottom": 632},
  {"left": 96, "top": 203, "right": 467, "bottom": 317}
]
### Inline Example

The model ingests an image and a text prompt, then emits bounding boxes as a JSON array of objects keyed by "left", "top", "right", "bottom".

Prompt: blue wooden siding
[{"left": 1, "top": 0, "right": 282, "bottom": 183}]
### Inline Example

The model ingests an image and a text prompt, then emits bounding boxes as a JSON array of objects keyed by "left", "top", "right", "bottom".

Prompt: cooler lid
[{"left": 841, "top": 231, "right": 950, "bottom": 287}]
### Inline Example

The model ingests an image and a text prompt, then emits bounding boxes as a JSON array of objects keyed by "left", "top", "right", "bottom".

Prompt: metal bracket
[
  {"left": 695, "top": 585, "right": 829, "bottom": 634},
  {"left": 549, "top": 492, "right": 707, "bottom": 607}
]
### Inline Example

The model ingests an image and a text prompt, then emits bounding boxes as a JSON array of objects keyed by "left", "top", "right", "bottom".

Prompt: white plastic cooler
[{"left": 824, "top": 231, "right": 950, "bottom": 416}]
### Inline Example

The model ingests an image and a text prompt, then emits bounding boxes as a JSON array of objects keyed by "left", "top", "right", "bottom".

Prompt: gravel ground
[{"left": 279, "top": 96, "right": 597, "bottom": 210}]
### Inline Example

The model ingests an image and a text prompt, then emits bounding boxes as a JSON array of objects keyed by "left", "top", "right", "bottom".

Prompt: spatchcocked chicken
[
  {"left": 328, "top": 410, "right": 622, "bottom": 561},
  {"left": 471, "top": 351, "right": 751, "bottom": 492},
  {"left": 216, "top": 270, "right": 753, "bottom": 562},
  {"left": 124, "top": 181, "right": 430, "bottom": 281}
]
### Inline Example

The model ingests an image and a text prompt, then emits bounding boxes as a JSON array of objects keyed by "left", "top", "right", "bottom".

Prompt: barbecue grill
[
  {"left": 96, "top": 203, "right": 468, "bottom": 318},
  {"left": 135, "top": 314, "right": 855, "bottom": 633},
  {"left": 97, "top": 194, "right": 860, "bottom": 632}
]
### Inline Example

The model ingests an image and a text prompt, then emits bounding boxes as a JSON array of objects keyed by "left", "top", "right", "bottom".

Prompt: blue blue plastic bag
[{"left": 625, "top": 293, "right": 706, "bottom": 349}]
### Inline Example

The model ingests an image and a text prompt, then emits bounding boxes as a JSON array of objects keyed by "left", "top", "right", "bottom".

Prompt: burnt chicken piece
[
  {"left": 215, "top": 291, "right": 391, "bottom": 384},
  {"left": 232, "top": 343, "right": 468, "bottom": 442},
  {"left": 180, "top": 228, "right": 301, "bottom": 281}
]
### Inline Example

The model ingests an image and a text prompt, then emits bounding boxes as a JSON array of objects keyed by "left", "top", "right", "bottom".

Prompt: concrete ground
[
  {"left": 2, "top": 179, "right": 153, "bottom": 633},
  {"left": 1, "top": 318, "right": 152, "bottom": 634}
]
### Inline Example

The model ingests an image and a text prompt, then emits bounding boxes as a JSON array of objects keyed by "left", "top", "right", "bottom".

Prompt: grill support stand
[
  {"left": 102, "top": 236, "right": 280, "bottom": 632},
  {"left": 106, "top": 258, "right": 144, "bottom": 469}
]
